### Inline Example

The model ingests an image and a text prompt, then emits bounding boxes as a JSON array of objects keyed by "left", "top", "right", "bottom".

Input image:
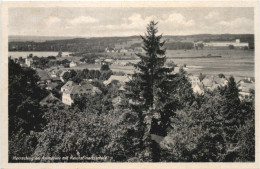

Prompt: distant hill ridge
[
  {"left": 9, "top": 34, "right": 254, "bottom": 43},
  {"left": 8, "top": 36, "right": 83, "bottom": 42},
  {"left": 8, "top": 34, "right": 254, "bottom": 52}
]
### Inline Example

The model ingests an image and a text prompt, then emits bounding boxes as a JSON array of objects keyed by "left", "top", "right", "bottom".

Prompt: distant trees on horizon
[
  {"left": 8, "top": 33, "right": 254, "bottom": 53},
  {"left": 8, "top": 21, "right": 255, "bottom": 163}
]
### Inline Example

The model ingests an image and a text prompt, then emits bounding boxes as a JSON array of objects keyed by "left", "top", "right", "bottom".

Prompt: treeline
[
  {"left": 9, "top": 37, "right": 120, "bottom": 53},
  {"left": 164, "top": 42, "right": 194, "bottom": 50},
  {"left": 127, "top": 42, "right": 194, "bottom": 50},
  {"left": 30, "top": 56, "right": 70, "bottom": 69},
  {"left": 62, "top": 65, "right": 113, "bottom": 83},
  {"left": 8, "top": 34, "right": 254, "bottom": 52},
  {"left": 9, "top": 40, "right": 195, "bottom": 52}
]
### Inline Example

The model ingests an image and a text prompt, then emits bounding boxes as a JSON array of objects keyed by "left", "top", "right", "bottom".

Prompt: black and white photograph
[{"left": 1, "top": 2, "right": 258, "bottom": 166}]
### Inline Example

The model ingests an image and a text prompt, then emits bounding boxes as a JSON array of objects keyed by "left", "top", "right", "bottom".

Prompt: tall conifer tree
[
  {"left": 221, "top": 76, "right": 241, "bottom": 143},
  {"left": 125, "top": 21, "right": 176, "bottom": 161}
]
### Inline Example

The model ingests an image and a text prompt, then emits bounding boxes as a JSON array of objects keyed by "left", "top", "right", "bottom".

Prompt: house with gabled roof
[
  {"left": 188, "top": 75, "right": 200, "bottom": 87},
  {"left": 25, "top": 56, "right": 33, "bottom": 67},
  {"left": 51, "top": 76, "right": 61, "bottom": 82},
  {"left": 193, "top": 83, "right": 204, "bottom": 95},
  {"left": 47, "top": 68, "right": 64, "bottom": 79},
  {"left": 187, "top": 74, "right": 204, "bottom": 94},
  {"left": 104, "top": 75, "right": 132, "bottom": 86},
  {"left": 202, "top": 77, "right": 215, "bottom": 89},
  {"left": 238, "top": 79, "right": 254, "bottom": 100},
  {"left": 36, "top": 68, "right": 51, "bottom": 84},
  {"left": 69, "top": 61, "right": 78, "bottom": 68},
  {"left": 214, "top": 77, "right": 228, "bottom": 87},
  {"left": 101, "top": 59, "right": 114, "bottom": 66},
  {"left": 202, "top": 76, "right": 228, "bottom": 91},
  {"left": 46, "top": 82, "right": 59, "bottom": 91},
  {"left": 61, "top": 81, "right": 102, "bottom": 106},
  {"left": 40, "top": 93, "right": 60, "bottom": 106},
  {"left": 61, "top": 81, "right": 76, "bottom": 92}
]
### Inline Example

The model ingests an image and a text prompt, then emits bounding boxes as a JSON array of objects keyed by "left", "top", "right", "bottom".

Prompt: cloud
[
  {"left": 96, "top": 12, "right": 195, "bottom": 35},
  {"left": 96, "top": 13, "right": 157, "bottom": 32},
  {"left": 156, "top": 13, "right": 195, "bottom": 35},
  {"left": 217, "top": 17, "right": 254, "bottom": 33},
  {"left": 9, "top": 10, "right": 254, "bottom": 37},
  {"left": 205, "top": 11, "right": 219, "bottom": 19},
  {"left": 43, "top": 16, "right": 61, "bottom": 25},
  {"left": 163, "top": 13, "right": 195, "bottom": 27},
  {"left": 68, "top": 16, "right": 98, "bottom": 25},
  {"left": 219, "top": 17, "right": 253, "bottom": 27}
]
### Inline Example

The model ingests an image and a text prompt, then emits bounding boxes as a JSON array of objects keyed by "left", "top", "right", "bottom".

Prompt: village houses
[
  {"left": 40, "top": 93, "right": 60, "bottom": 106},
  {"left": 237, "top": 78, "right": 255, "bottom": 100},
  {"left": 188, "top": 74, "right": 204, "bottom": 94},
  {"left": 188, "top": 75, "right": 228, "bottom": 94},
  {"left": 104, "top": 75, "right": 132, "bottom": 86},
  {"left": 61, "top": 81, "right": 102, "bottom": 106},
  {"left": 201, "top": 76, "right": 228, "bottom": 91}
]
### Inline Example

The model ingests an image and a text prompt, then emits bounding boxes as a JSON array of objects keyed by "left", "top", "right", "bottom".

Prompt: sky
[{"left": 9, "top": 7, "right": 254, "bottom": 37}]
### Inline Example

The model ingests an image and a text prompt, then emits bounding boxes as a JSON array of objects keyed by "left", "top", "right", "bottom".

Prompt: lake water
[{"left": 8, "top": 51, "right": 72, "bottom": 58}]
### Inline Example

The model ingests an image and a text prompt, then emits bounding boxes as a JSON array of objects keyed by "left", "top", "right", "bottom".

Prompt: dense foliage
[
  {"left": 8, "top": 21, "right": 255, "bottom": 162},
  {"left": 124, "top": 21, "right": 195, "bottom": 161},
  {"left": 62, "top": 68, "right": 113, "bottom": 83},
  {"left": 8, "top": 59, "right": 47, "bottom": 161}
]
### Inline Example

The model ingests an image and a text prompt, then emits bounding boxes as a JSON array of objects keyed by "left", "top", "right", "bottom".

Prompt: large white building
[{"left": 195, "top": 39, "right": 249, "bottom": 48}]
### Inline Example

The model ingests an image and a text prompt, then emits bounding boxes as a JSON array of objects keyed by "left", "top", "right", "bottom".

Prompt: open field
[
  {"left": 8, "top": 48, "right": 254, "bottom": 79},
  {"left": 113, "top": 49, "right": 254, "bottom": 78},
  {"left": 166, "top": 49, "right": 254, "bottom": 78}
]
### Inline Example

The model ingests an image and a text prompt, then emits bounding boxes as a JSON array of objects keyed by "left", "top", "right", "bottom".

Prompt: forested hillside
[{"left": 9, "top": 34, "right": 254, "bottom": 52}]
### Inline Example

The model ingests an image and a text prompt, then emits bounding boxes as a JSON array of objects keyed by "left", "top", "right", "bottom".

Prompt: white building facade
[{"left": 195, "top": 39, "right": 249, "bottom": 48}]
